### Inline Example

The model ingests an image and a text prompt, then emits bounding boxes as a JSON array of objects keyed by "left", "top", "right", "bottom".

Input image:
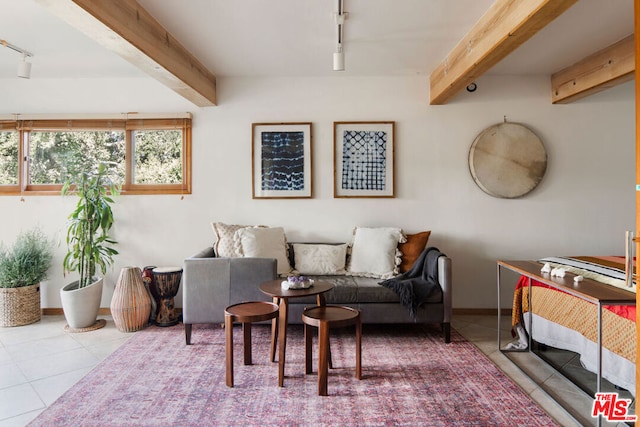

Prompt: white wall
[{"left": 0, "top": 74, "right": 634, "bottom": 311}]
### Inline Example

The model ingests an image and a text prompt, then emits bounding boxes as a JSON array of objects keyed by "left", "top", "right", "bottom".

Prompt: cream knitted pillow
[
  {"left": 347, "top": 227, "right": 406, "bottom": 279},
  {"left": 234, "top": 226, "right": 292, "bottom": 275}
]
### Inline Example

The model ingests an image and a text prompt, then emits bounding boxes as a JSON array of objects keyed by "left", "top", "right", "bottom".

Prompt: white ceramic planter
[{"left": 60, "top": 278, "right": 103, "bottom": 329}]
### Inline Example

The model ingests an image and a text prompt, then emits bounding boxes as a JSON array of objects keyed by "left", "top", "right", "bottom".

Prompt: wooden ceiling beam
[
  {"left": 551, "top": 34, "right": 635, "bottom": 104},
  {"left": 35, "top": 0, "right": 217, "bottom": 107},
  {"left": 429, "top": 0, "right": 578, "bottom": 105}
]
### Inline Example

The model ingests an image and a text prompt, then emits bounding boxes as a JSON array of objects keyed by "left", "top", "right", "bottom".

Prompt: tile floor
[{"left": 0, "top": 314, "right": 634, "bottom": 426}]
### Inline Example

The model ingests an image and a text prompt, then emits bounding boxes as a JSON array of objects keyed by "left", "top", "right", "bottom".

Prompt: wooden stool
[
  {"left": 225, "top": 301, "right": 279, "bottom": 387},
  {"left": 302, "top": 305, "right": 362, "bottom": 396}
]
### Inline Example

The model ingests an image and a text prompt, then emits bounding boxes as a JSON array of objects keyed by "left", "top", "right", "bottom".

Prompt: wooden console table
[{"left": 496, "top": 260, "right": 636, "bottom": 396}]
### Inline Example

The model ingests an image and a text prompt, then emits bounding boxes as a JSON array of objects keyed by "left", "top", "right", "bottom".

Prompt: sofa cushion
[
  {"left": 347, "top": 227, "right": 406, "bottom": 279},
  {"left": 356, "top": 276, "right": 442, "bottom": 304},
  {"left": 289, "top": 276, "right": 358, "bottom": 304},
  {"left": 398, "top": 231, "right": 431, "bottom": 273},
  {"left": 288, "top": 275, "right": 442, "bottom": 305},
  {"left": 352, "top": 276, "right": 400, "bottom": 303},
  {"left": 292, "top": 243, "right": 348, "bottom": 275},
  {"left": 234, "top": 227, "right": 292, "bottom": 275}
]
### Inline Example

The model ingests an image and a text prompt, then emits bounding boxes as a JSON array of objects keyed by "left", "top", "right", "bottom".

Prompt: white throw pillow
[
  {"left": 292, "top": 244, "right": 348, "bottom": 275},
  {"left": 234, "top": 227, "right": 292, "bottom": 275},
  {"left": 347, "top": 227, "right": 406, "bottom": 279}
]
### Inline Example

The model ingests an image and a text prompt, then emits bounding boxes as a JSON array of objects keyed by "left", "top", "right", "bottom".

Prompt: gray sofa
[{"left": 182, "top": 246, "right": 452, "bottom": 344}]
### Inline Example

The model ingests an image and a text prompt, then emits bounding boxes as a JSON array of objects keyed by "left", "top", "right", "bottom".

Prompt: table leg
[
  {"left": 527, "top": 277, "right": 533, "bottom": 349},
  {"left": 497, "top": 264, "right": 502, "bottom": 350},
  {"left": 278, "top": 298, "right": 289, "bottom": 387},
  {"left": 225, "top": 314, "right": 234, "bottom": 387},
  {"left": 355, "top": 314, "right": 362, "bottom": 380},
  {"left": 304, "top": 323, "right": 313, "bottom": 374},
  {"left": 270, "top": 297, "right": 279, "bottom": 362},
  {"left": 316, "top": 294, "right": 333, "bottom": 369},
  {"left": 242, "top": 322, "right": 252, "bottom": 365},
  {"left": 597, "top": 302, "right": 603, "bottom": 427},
  {"left": 318, "top": 322, "right": 329, "bottom": 396}
]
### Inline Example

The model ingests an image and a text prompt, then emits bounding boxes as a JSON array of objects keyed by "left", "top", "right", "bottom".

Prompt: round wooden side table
[
  {"left": 302, "top": 305, "right": 362, "bottom": 396},
  {"left": 224, "top": 301, "right": 280, "bottom": 387},
  {"left": 259, "top": 280, "right": 335, "bottom": 387}
]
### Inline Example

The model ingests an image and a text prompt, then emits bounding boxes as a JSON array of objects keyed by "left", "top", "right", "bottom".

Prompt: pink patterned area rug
[{"left": 29, "top": 323, "right": 559, "bottom": 427}]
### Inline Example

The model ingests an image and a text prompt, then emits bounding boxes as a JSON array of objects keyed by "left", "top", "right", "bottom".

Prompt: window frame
[{"left": 0, "top": 114, "right": 192, "bottom": 196}]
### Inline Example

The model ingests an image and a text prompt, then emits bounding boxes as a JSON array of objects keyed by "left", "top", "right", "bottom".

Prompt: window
[
  {"left": 0, "top": 123, "right": 19, "bottom": 185},
  {"left": 0, "top": 115, "right": 191, "bottom": 195}
]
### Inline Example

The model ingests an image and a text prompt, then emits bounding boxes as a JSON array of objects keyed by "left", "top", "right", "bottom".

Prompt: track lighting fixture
[
  {"left": 333, "top": 0, "right": 347, "bottom": 71},
  {"left": 1, "top": 39, "right": 33, "bottom": 79}
]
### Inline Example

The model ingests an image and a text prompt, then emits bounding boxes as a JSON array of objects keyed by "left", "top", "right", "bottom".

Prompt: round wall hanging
[{"left": 468, "top": 122, "right": 547, "bottom": 199}]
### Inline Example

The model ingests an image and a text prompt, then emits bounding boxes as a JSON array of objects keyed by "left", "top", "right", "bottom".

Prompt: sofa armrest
[
  {"left": 228, "top": 257, "right": 278, "bottom": 304},
  {"left": 438, "top": 256, "right": 452, "bottom": 323},
  {"left": 183, "top": 254, "right": 229, "bottom": 325},
  {"left": 190, "top": 246, "right": 215, "bottom": 259},
  {"left": 182, "top": 250, "right": 277, "bottom": 325}
]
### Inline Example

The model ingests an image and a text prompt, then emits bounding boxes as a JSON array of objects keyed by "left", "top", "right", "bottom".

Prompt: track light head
[
  {"left": 17, "top": 54, "right": 31, "bottom": 79},
  {"left": 2, "top": 40, "right": 33, "bottom": 79},
  {"left": 333, "top": 47, "right": 345, "bottom": 71}
]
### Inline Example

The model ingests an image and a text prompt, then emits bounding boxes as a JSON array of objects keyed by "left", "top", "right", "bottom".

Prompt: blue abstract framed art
[
  {"left": 333, "top": 121, "right": 395, "bottom": 198},
  {"left": 252, "top": 122, "right": 312, "bottom": 198}
]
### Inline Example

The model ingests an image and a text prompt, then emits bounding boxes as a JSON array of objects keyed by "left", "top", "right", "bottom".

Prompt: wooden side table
[
  {"left": 259, "top": 280, "right": 335, "bottom": 387},
  {"left": 224, "top": 301, "right": 279, "bottom": 387},
  {"left": 302, "top": 305, "right": 362, "bottom": 396}
]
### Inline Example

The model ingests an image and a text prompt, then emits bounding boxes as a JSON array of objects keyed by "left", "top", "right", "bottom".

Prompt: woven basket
[{"left": 0, "top": 283, "right": 41, "bottom": 327}]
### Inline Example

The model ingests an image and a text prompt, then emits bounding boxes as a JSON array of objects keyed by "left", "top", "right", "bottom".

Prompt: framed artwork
[
  {"left": 252, "top": 122, "right": 312, "bottom": 199},
  {"left": 333, "top": 121, "right": 395, "bottom": 198}
]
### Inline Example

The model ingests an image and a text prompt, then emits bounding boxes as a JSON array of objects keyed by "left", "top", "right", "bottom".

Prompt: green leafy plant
[
  {"left": 62, "top": 163, "right": 120, "bottom": 288},
  {"left": 0, "top": 228, "right": 53, "bottom": 288}
]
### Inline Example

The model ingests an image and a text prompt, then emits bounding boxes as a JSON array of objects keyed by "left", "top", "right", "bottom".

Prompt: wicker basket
[
  {"left": 0, "top": 283, "right": 41, "bottom": 327},
  {"left": 111, "top": 267, "right": 151, "bottom": 332}
]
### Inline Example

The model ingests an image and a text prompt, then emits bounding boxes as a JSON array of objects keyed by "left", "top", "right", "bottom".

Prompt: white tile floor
[
  {"left": 0, "top": 314, "right": 632, "bottom": 426},
  {"left": 0, "top": 315, "right": 133, "bottom": 427}
]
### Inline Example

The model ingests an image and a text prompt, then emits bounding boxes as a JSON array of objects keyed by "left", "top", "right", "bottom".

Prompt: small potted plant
[
  {"left": 61, "top": 163, "right": 120, "bottom": 330},
  {"left": 0, "top": 228, "right": 53, "bottom": 327}
]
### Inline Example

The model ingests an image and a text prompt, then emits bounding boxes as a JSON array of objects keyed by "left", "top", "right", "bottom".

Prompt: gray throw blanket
[{"left": 379, "top": 246, "right": 444, "bottom": 317}]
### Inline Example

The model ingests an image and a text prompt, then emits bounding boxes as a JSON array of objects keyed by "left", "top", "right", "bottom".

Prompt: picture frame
[
  {"left": 252, "top": 122, "right": 312, "bottom": 199},
  {"left": 333, "top": 121, "right": 395, "bottom": 198}
]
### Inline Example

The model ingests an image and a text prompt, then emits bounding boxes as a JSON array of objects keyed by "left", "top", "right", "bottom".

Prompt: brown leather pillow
[{"left": 398, "top": 231, "right": 431, "bottom": 273}]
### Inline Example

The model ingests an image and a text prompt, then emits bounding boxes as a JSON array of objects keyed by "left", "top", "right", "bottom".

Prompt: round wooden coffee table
[{"left": 259, "top": 280, "right": 334, "bottom": 387}]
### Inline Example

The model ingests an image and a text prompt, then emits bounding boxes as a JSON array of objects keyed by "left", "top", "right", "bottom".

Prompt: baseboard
[
  {"left": 42, "top": 308, "right": 508, "bottom": 316},
  {"left": 453, "top": 308, "right": 511, "bottom": 316},
  {"left": 42, "top": 308, "right": 113, "bottom": 315},
  {"left": 42, "top": 307, "right": 505, "bottom": 317},
  {"left": 42, "top": 308, "right": 184, "bottom": 316}
]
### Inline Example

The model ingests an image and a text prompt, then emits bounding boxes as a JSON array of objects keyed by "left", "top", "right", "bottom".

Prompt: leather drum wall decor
[{"left": 468, "top": 122, "right": 547, "bottom": 199}]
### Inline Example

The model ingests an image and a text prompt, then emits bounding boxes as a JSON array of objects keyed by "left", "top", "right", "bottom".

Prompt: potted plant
[
  {"left": 0, "top": 228, "right": 53, "bottom": 327},
  {"left": 61, "top": 163, "right": 120, "bottom": 330}
]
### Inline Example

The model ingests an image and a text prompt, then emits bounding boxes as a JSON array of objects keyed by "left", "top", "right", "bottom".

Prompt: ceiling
[{"left": 0, "top": 0, "right": 634, "bottom": 82}]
